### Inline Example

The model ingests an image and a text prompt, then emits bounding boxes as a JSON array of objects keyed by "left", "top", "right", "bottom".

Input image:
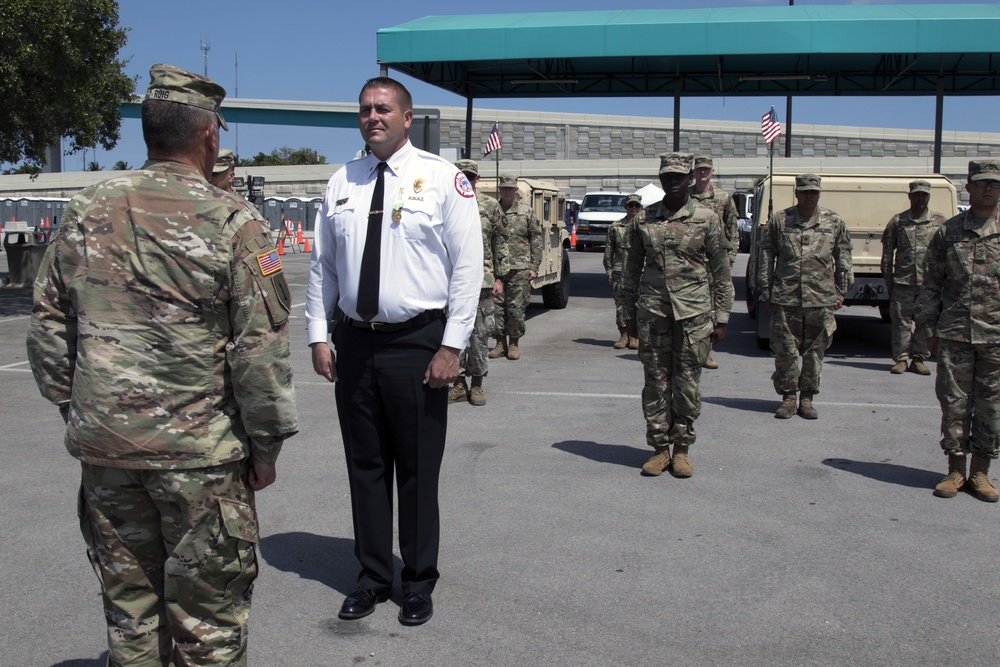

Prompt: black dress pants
[{"left": 334, "top": 317, "right": 447, "bottom": 596}]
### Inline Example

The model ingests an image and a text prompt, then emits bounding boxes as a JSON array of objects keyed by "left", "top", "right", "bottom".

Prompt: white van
[{"left": 574, "top": 191, "right": 627, "bottom": 251}]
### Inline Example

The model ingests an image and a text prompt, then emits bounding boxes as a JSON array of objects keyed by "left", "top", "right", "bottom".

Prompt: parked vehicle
[{"left": 574, "top": 191, "right": 627, "bottom": 251}]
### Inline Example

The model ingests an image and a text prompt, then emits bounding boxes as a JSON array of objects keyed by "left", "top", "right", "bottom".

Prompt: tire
[
  {"left": 542, "top": 248, "right": 570, "bottom": 309},
  {"left": 755, "top": 332, "right": 770, "bottom": 350},
  {"left": 878, "top": 303, "right": 891, "bottom": 323}
]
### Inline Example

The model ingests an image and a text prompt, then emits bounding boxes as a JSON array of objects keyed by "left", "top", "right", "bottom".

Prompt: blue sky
[{"left": 62, "top": 0, "right": 1000, "bottom": 170}]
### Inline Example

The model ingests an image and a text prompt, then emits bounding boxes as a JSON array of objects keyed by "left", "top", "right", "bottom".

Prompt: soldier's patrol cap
[
  {"left": 795, "top": 173, "right": 822, "bottom": 191},
  {"left": 908, "top": 179, "right": 932, "bottom": 194},
  {"left": 145, "top": 63, "right": 228, "bottom": 131},
  {"left": 968, "top": 159, "right": 1000, "bottom": 182},
  {"left": 658, "top": 152, "right": 694, "bottom": 175},
  {"left": 693, "top": 155, "right": 714, "bottom": 169},
  {"left": 213, "top": 149, "right": 235, "bottom": 174},
  {"left": 499, "top": 173, "right": 519, "bottom": 188},
  {"left": 625, "top": 194, "right": 643, "bottom": 206},
  {"left": 455, "top": 159, "right": 479, "bottom": 176}
]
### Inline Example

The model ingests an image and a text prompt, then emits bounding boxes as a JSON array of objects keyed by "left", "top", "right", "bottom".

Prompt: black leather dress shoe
[
  {"left": 338, "top": 587, "right": 389, "bottom": 620},
  {"left": 398, "top": 593, "right": 433, "bottom": 625}
]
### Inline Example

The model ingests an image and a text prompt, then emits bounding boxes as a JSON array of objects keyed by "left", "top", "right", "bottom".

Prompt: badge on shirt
[
  {"left": 455, "top": 172, "right": 475, "bottom": 198},
  {"left": 413, "top": 178, "right": 425, "bottom": 193},
  {"left": 256, "top": 249, "right": 283, "bottom": 276}
]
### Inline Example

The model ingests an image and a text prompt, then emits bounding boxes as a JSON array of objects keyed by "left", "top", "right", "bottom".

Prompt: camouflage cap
[
  {"left": 499, "top": 173, "right": 519, "bottom": 188},
  {"left": 625, "top": 194, "right": 643, "bottom": 206},
  {"left": 658, "top": 152, "right": 694, "bottom": 175},
  {"left": 693, "top": 155, "right": 714, "bottom": 169},
  {"left": 455, "top": 159, "right": 479, "bottom": 176},
  {"left": 795, "top": 173, "right": 822, "bottom": 191},
  {"left": 908, "top": 179, "right": 931, "bottom": 194},
  {"left": 145, "top": 63, "right": 228, "bottom": 131},
  {"left": 968, "top": 159, "right": 1000, "bottom": 182},
  {"left": 213, "top": 149, "right": 235, "bottom": 174}
]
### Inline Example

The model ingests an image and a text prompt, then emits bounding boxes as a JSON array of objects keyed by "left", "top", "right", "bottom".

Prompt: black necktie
[{"left": 356, "top": 161, "right": 387, "bottom": 322}]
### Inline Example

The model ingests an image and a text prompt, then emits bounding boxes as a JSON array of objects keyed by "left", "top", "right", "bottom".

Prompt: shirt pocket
[
  {"left": 390, "top": 197, "right": 435, "bottom": 240},
  {"left": 779, "top": 230, "right": 802, "bottom": 261},
  {"left": 331, "top": 200, "right": 357, "bottom": 240}
]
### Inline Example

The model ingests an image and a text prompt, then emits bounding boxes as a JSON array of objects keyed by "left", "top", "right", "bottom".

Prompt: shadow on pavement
[
  {"left": 822, "top": 458, "right": 939, "bottom": 489},
  {"left": 260, "top": 531, "right": 402, "bottom": 597},
  {"left": 552, "top": 440, "right": 648, "bottom": 469},
  {"left": 824, "top": 358, "right": 896, "bottom": 372},
  {"left": 0, "top": 287, "right": 32, "bottom": 317},
  {"left": 50, "top": 654, "right": 108, "bottom": 667},
  {"left": 702, "top": 396, "right": 780, "bottom": 415}
]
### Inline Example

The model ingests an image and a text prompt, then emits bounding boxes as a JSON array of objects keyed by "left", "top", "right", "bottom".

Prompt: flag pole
[{"left": 495, "top": 122, "right": 500, "bottom": 190}]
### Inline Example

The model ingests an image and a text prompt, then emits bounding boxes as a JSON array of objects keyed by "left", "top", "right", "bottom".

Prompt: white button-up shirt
[{"left": 306, "top": 140, "right": 483, "bottom": 350}]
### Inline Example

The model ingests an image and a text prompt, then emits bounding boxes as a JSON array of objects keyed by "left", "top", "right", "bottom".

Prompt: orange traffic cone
[
  {"left": 277, "top": 238, "right": 285, "bottom": 255},
  {"left": 303, "top": 237, "right": 311, "bottom": 253},
  {"left": 570, "top": 222, "right": 577, "bottom": 249},
  {"left": 296, "top": 221, "right": 303, "bottom": 244}
]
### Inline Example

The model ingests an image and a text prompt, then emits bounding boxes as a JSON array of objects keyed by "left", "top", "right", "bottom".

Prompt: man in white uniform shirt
[{"left": 306, "top": 77, "right": 482, "bottom": 626}]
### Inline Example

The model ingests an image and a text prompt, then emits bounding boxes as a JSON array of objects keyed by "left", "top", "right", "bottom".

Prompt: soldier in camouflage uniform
[
  {"left": 916, "top": 160, "right": 1000, "bottom": 503},
  {"left": 880, "top": 180, "right": 947, "bottom": 375},
  {"left": 759, "top": 173, "right": 853, "bottom": 420},
  {"left": 449, "top": 159, "right": 508, "bottom": 405},
  {"left": 604, "top": 193, "right": 643, "bottom": 350},
  {"left": 623, "top": 153, "right": 733, "bottom": 478},
  {"left": 210, "top": 148, "right": 236, "bottom": 191},
  {"left": 26, "top": 64, "right": 299, "bottom": 666},
  {"left": 490, "top": 174, "right": 542, "bottom": 361},
  {"left": 690, "top": 155, "right": 739, "bottom": 370}
]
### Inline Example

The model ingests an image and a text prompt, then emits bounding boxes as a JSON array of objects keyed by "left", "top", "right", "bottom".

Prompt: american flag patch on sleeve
[{"left": 256, "top": 249, "right": 283, "bottom": 276}]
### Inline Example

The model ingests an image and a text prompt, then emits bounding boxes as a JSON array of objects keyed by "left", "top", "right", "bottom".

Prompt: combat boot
[
  {"left": 798, "top": 392, "right": 819, "bottom": 420},
  {"left": 774, "top": 392, "right": 797, "bottom": 419},
  {"left": 448, "top": 377, "right": 468, "bottom": 404},
  {"left": 627, "top": 336, "right": 639, "bottom": 350},
  {"left": 909, "top": 360, "right": 931, "bottom": 376},
  {"left": 507, "top": 337, "right": 521, "bottom": 360},
  {"left": 703, "top": 353, "right": 718, "bottom": 369},
  {"left": 488, "top": 337, "right": 507, "bottom": 359},
  {"left": 933, "top": 452, "right": 967, "bottom": 498},
  {"left": 613, "top": 330, "right": 629, "bottom": 349},
  {"left": 968, "top": 453, "right": 999, "bottom": 502},
  {"left": 469, "top": 376, "right": 486, "bottom": 406},
  {"left": 670, "top": 444, "right": 693, "bottom": 478},
  {"left": 890, "top": 361, "right": 908, "bottom": 374},
  {"left": 641, "top": 445, "right": 671, "bottom": 476}
]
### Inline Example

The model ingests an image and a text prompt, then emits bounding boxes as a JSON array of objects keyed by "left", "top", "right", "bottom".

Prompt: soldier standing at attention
[
  {"left": 490, "top": 174, "right": 542, "bottom": 361},
  {"left": 916, "top": 160, "right": 1000, "bottom": 502},
  {"left": 759, "top": 173, "right": 853, "bottom": 420},
  {"left": 449, "top": 159, "right": 508, "bottom": 405},
  {"left": 623, "top": 153, "right": 733, "bottom": 478},
  {"left": 604, "top": 193, "right": 643, "bottom": 350},
  {"left": 210, "top": 147, "right": 236, "bottom": 191},
  {"left": 689, "top": 155, "right": 739, "bottom": 370},
  {"left": 880, "top": 179, "right": 947, "bottom": 375},
  {"left": 26, "top": 64, "right": 299, "bottom": 665}
]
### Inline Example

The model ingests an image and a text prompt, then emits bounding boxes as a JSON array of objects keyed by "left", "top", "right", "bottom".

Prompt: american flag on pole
[
  {"left": 483, "top": 122, "right": 502, "bottom": 157},
  {"left": 761, "top": 107, "right": 782, "bottom": 144}
]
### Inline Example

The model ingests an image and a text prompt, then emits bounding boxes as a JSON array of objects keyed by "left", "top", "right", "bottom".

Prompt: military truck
[
  {"left": 745, "top": 172, "right": 958, "bottom": 349},
  {"left": 478, "top": 177, "right": 571, "bottom": 309}
]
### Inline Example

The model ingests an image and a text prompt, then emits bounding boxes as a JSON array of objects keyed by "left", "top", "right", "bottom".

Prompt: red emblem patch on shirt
[
  {"left": 257, "top": 249, "right": 283, "bottom": 276},
  {"left": 455, "top": 172, "right": 475, "bottom": 198}
]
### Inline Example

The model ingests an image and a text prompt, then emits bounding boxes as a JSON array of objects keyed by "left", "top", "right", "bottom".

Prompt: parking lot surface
[{"left": 2, "top": 250, "right": 996, "bottom": 666}]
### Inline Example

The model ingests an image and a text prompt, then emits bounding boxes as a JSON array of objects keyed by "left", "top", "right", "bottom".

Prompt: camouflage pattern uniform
[
  {"left": 495, "top": 191, "right": 542, "bottom": 340},
  {"left": 689, "top": 181, "right": 739, "bottom": 265},
  {"left": 604, "top": 208, "right": 642, "bottom": 331},
  {"left": 462, "top": 190, "right": 508, "bottom": 376},
  {"left": 622, "top": 198, "right": 733, "bottom": 450},
  {"left": 759, "top": 200, "right": 853, "bottom": 395},
  {"left": 881, "top": 198, "right": 947, "bottom": 365},
  {"left": 915, "top": 206, "right": 1000, "bottom": 457},
  {"left": 26, "top": 65, "right": 298, "bottom": 667}
]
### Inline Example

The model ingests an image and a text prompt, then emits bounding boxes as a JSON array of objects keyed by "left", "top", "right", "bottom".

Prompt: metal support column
[
  {"left": 465, "top": 97, "right": 474, "bottom": 160},
  {"left": 934, "top": 78, "right": 944, "bottom": 174},
  {"left": 785, "top": 96, "right": 793, "bottom": 158},
  {"left": 673, "top": 79, "right": 681, "bottom": 151}
]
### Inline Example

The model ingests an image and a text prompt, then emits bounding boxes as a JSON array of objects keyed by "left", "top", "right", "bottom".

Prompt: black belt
[{"left": 341, "top": 309, "right": 445, "bottom": 333}]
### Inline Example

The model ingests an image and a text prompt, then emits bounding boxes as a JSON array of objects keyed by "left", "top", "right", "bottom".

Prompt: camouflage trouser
[
  {"left": 637, "top": 306, "right": 713, "bottom": 449},
  {"left": 78, "top": 459, "right": 259, "bottom": 667},
  {"left": 889, "top": 285, "right": 929, "bottom": 363},
  {"left": 770, "top": 305, "right": 836, "bottom": 394},
  {"left": 460, "top": 288, "right": 495, "bottom": 377},
  {"left": 610, "top": 272, "right": 627, "bottom": 331},
  {"left": 494, "top": 269, "right": 532, "bottom": 339},
  {"left": 936, "top": 339, "right": 1000, "bottom": 457}
]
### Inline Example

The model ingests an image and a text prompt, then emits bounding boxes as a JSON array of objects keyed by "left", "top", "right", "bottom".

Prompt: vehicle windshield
[{"left": 581, "top": 194, "right": 627, "bottom": 212}]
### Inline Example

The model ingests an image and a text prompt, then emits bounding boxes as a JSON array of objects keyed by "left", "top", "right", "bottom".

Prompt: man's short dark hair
[
  {"left": 141, "top": 100, "right": 215, "bottom": 155},
  {"left": 360, "top": 77, "right": 413, "bottom": 111}
]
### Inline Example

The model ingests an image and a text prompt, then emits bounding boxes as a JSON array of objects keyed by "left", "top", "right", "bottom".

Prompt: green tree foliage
[
  {"left": 0, "top": 0, "right": 134, "bottom": 168},
  {"left": 111, "top": 160, "right": 131, "bottom": 171},
  {"left": 87, "top": 161, "right": 103, "bottom": 171},
  {"left": 240, "top": 147, "right": 328, "bottom": 167},
  {"left": 2, "top": 163, "right": 40, "bottom": 175}
]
